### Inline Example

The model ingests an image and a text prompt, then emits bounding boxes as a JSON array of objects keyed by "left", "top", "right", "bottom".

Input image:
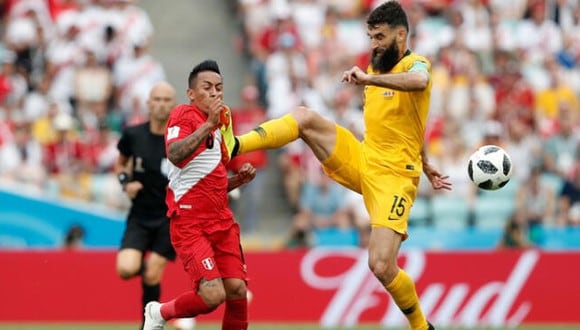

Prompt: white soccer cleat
[{"left": 143, "top": 301, "right": 166, "bottom": 330}]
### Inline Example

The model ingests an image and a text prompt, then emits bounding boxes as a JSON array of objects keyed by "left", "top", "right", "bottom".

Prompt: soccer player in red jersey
[{"left": 143, "top": 60, "right": 255, "bottom": 330}]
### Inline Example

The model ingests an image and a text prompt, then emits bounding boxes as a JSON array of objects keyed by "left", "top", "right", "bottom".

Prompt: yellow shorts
[{"left": 322, "top": 125, "right": 419, "bottom": 236}]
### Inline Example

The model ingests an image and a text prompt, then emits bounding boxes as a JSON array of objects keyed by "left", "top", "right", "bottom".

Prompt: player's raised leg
[{"left": 236, "top": 106, "right": 337, "bottom": 162}]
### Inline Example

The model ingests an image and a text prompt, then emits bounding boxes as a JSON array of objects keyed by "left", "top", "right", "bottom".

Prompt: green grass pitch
[{"left": 0, "top": 324, "right": 578, "bottom": 330}]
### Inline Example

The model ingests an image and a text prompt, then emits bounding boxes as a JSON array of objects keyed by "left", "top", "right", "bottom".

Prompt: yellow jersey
[{"left": 362, "top": 51, "right": 431, "bottom": 178}]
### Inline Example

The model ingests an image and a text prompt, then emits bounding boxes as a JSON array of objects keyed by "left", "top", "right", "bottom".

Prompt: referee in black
[{"left": 115, "top": 81, "right": 193, "bottom": 330}]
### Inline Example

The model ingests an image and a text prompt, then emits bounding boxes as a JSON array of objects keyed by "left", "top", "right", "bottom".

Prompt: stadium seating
[
  {"left": 405, "top": 227, "right": 502, "bottom": 250},
  {"left": 478, "top": 178, "right": 520, "bottom": 201},
  {"left": 473, "top": 194, "right": 515, "bottom": 229},
  {"left": 312, "top": 227, "right": 359, "bottom": 247},
  {"left": 409, "top": 196, "right": 431, "bottom": 226},
  {"left": 542, "top": 227, "right": 580, "bottom": 250},
  {"left": 540, "top": 172, "right": 565, "bottom": 194},
  {"left": 430, "top": 194, "right": 471, "bottom": 229}
]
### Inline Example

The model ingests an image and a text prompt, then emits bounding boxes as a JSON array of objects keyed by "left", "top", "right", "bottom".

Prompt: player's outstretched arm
[
  {"left": 365, "top": 71, "right": 429, "bottom": 91},
  {"left": 227, "top": 163, "right": 256, "bottom": 192},
  {"left": 341, "top": 65, "right": 429, "bottom": 91}
]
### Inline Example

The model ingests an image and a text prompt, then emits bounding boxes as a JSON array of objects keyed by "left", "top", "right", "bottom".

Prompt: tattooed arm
[{"left": 167, "top": 122, "right": 213, "bottom": 165}]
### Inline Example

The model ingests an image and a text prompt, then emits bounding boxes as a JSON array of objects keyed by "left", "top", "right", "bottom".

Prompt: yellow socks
[
  {"left": 236, "top": 114, "right": 299, "bottom": 154},
  {"left": 385, "top": 269, "right": 429, "bottom": 330}
]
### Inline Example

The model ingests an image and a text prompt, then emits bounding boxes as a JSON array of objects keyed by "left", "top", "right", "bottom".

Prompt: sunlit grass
[{"left": 0, "top": 323, "right": 578, "bottom": 330}]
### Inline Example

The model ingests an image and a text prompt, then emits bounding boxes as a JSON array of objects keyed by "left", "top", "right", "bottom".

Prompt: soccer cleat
[
  {"left": 427, "top": 321, "right": 435, "bottom": 330},
  {"left": 143, "top": 301, "right": 166, "bottom": 330}
]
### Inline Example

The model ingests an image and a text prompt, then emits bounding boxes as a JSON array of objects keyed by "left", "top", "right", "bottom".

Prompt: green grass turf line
[{"left": 0, "top": 324, "right": 579, "bottom": 330}]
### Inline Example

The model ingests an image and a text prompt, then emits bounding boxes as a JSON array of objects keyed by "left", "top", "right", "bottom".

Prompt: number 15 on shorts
[{"left": 388, "top": 195, "right": 407, "bottom": 221}]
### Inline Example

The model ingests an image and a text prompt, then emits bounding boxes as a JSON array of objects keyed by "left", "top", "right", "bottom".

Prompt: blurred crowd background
[{"left": 0, "top": 0, "right": 578, "bottom": 250}]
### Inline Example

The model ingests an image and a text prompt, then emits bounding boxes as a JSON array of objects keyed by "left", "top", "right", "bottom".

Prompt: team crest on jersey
[
  {"left": 167, "top": 126, "right": 180, "bottom": 140},
  {"left": 382, "top": 90, "right": 395, "bottom": 98},
  {"left": 201, "top": 257, "right": 215, "bottom": 270}
]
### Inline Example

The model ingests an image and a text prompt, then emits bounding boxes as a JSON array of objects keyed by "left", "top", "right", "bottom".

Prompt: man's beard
[{"left": 371, "top": 40, "right": 400, "bottom": 73}]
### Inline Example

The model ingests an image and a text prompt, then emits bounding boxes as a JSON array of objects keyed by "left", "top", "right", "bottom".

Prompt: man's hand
[
  {"left": 237, "top": 162, "right": 256, "bottom": 184},
  {"left": 341, "top": 66, "right": 368, "bottom": 85},
  {"left": 124, "top": 181, "right": 144, "bottom": 199},
  {"left": 206, "top": 98, "right": 224, "bottom": 129},
  {"left": 423, "top": 162, "right": 452, "bottom": 191}
]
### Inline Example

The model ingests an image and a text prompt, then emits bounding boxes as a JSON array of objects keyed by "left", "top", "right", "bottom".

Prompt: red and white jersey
[{"left": 165, "top": 104, "right": 232, "bottom": 220}]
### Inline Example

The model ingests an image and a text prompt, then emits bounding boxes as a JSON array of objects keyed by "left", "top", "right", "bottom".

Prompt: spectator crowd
[
  {"left": 0, "top": 0, "right": 578, "bottom": 249},
  {"left": 0, "top": 0, "right": 163, "bottom": 209}
]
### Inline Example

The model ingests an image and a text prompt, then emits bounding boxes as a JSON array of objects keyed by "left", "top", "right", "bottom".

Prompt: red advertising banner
[{"left": 1, "top": 249, "right": 578, "bottom": 327}]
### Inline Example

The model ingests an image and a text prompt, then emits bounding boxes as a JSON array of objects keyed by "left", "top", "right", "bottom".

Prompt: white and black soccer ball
[{"left": 467, "top": 145, "right": 513, "bottom": 190}]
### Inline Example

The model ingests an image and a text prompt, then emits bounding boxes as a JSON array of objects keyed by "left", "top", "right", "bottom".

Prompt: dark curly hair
[{"left": 367, "top": 1, "right": 409, "bottom": 31}]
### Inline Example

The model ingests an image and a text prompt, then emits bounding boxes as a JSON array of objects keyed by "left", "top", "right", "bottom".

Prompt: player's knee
[
  {"left": 199, "top": 282, "right": 226, "bottom": 308},
  {"left": 116, "top": 250, "right": 143, "bottom": 279},
  {"left": 292, "top": 106, "right": 317, "bottom": 130},
  {"left": 201, "top": 290, "right": 226, "bottom": 309},
  {"left": 117, "top": 265, "right": 139, "bottom": 280},
  {"left": 368, "top": 259, "right": 397, "bottom": 284},
  {"left": 225, "top": 280, "right": 247, "bottom": 300},
  {"left": 142, "top": 267, "right": 163, "bottom": 285}
]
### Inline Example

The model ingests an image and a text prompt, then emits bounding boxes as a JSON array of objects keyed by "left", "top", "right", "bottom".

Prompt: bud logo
[
  {"left": 201, "top": 257, "right": 214, "bottom": 270},
  {"left": 300, "top": 249, "right": 539, "bottom": 328}
]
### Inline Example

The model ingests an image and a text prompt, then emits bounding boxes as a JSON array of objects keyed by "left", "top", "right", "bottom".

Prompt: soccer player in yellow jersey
[{"left": 232, "top": 1, "right": 451, "bottom": 329}]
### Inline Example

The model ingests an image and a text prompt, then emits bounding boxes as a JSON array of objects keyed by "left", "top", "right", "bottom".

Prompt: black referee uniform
[{"left": 117, "top": 122, "right": 175, "bottom": 261}]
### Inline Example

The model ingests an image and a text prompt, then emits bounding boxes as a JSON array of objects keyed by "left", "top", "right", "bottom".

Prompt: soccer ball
[{"left": 467, "top": 145, "right": 513, "bottom": 190}]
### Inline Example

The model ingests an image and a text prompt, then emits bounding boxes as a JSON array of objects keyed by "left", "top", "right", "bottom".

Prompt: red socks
[
  {"left": 160, "top": 291, "right": 215, "bottom": 319},
  {"left": 222, "top": 298, "right": 248, "bottom": 330},
  {"left": 159, "top": 293, "right": 247, "bottom": 330}
]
